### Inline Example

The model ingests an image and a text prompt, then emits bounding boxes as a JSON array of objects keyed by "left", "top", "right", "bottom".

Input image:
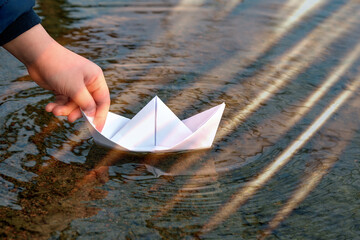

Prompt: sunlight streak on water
[
  {"left": 259, "top": 94, "right": 360, "bottom": 239},
  {"left": 155, "top": 1, "right": 359, "bottom": 178},
  {"left": 108, "top": 0, "right": 234, "bottom": 101},
  {"left": 150, "top": 2, "right": 360, "bottom": 220},
  {"left": 152, "top": 40, "right": 360, "bottom": 218},
  {"left": 214, "top": 0, "right": 242, "bottom": 19},
  {"left": 278, "top": 0, "right": 326, "bottom": 32},
  {"left": 166, "top": 0, "right": 326, "bottom": 113},
  {"left": 96, "top": 0, "right": 245, "bottom": 116},
  {"left": 201, "top": 73, "right": 360, "bottom": 234},
  {"left": 219, "top": 1, "right": 359, "bottom": 139},
  {"left": 214, "top": 40, "right": 360, "bottom": 170}
]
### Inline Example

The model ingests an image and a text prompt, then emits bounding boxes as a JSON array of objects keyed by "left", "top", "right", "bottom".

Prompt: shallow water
[{"left": 1, "top": 0, "right": 360, "bottom": 239}]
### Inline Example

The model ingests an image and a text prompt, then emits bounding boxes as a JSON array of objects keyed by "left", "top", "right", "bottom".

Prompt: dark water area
[{"left": 1, "top": 0, "right": 360, "bottom": 239}]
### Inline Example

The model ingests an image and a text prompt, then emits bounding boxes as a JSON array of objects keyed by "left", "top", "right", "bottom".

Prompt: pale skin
[{"left": 3, "top": 24, "right": 110, "bottom": 131}]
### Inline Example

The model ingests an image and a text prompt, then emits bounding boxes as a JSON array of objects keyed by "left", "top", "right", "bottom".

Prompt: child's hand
[
  {"left": 4, "top": 24, "right": 110, "bottom": 131},
  {"left": 28, "top": 40, "right": 110, "bottom": 132}
]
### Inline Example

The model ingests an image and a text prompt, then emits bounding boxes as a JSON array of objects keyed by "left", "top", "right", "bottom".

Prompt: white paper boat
[{"left": 83, "top": 96, "right": 225, "bottom": 152}]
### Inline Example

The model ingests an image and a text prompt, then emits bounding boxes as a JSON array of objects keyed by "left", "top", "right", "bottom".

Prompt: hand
[
  {"left": 4, "top": 24, "right": 110, "bottom": 131},
  {"left": 28, "top": 40, "right": 110, "bottom": 131}
]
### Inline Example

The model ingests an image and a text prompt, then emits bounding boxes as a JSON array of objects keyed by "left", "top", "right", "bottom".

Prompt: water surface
[{"left": 1, "top": 0, "right": 360, "bottom": 239}]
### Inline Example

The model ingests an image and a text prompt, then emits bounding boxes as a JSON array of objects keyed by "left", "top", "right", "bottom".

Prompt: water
[{"left": 1, "top": 0, "right": 360, "bottom": 239}]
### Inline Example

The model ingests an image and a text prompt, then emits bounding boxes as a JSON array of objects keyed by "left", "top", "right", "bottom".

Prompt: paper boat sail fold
[{"left": 83, "top": 96, "right": 225, "bottom": 152}]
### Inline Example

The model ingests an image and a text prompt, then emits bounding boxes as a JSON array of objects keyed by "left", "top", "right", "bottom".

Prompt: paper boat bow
[{"left": 84, "top": 96, "right": 225, "bottom": 152}]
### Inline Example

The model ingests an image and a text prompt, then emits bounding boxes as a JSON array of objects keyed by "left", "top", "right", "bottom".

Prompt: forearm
[{"left": 3, "top": 24, "right": 56, "bottom": 67}]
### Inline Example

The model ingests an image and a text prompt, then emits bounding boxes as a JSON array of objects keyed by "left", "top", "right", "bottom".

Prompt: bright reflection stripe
[
  {"left": 175, "top": 39, "right": 360, "bottom": 179},
  {"left": 92, "top": 0, "right": 209, "bottom": 114},
  {"left": 160, "top": 1, "right": 359, "bottom": 178},
  {"left": 259, "top": 160, "right": 338, "bottom": 239},
  {"left": 166, "top": 0, "right": 326, "bottom": 113},
  {"left": 213, "top": 40, "right": 360, "bottom": 172},
  {"left": 278, "top": 0, "right": 325, "bottom": 32},
  {"left": 215, "top": 0, "right": 242, "bottom": 19},
  {"left": 259, "top": 96, "right": 360, "bottom": 239},
  {"left": 153, "top": 42, "right": 360, "bottom": 215},
  {"left": 151, "top": 8, "right": 360, "bottom": 212},
  {"left": 111, "top": 0, "right": 240, "bottom": 105},
  {"left": 201, "top": 75, "right": 360, "bottom": 233},
  {"left": 279, "top": 0, "right": 304, "bottom": 12},
  {"left": 166, "top": 0, "right": 206, "bottom": 35},
  {"left": 294, "top": 42, "right": 360, "bottom": 118},
  {"left": 218, "top": 3, "right": 359, "bottom": 139}
]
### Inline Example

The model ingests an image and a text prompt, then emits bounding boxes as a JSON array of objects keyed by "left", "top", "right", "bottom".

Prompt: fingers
[
  {"left": 46, "top": 95, "right": 78, "bottom": 116},
  {"left": 68, "top": 108, "right": 82, "bottom": 123},
  {"left": 90, "top": 74, "right": 110, "bottom": 132},
  {"left": 45, "top": 102, "right": 57, "bottom": 113},
  {"left": 46, "top": 99, "right": 82, "bottom": 123},
  {"left": 53, "top": 101, "right": 78, "bottom": 116},
  {"left": 45, "top": 94, "right": 68, "bottom": 113}
]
